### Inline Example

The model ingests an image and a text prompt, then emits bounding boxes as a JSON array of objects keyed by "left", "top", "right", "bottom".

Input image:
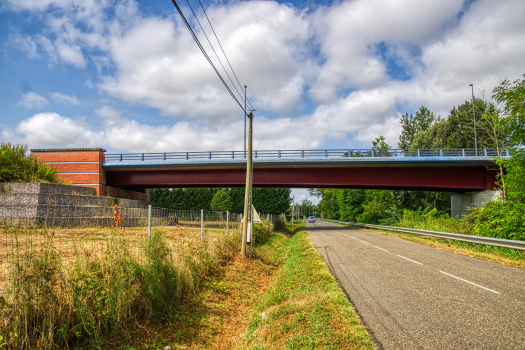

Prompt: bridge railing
[{"left": 104, "top": 148, "right": 509, "bottom": 163}]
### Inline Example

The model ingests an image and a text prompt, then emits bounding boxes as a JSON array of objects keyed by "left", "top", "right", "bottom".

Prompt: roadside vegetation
[
  {"left": 0, "top": 143, "right": 62, "bottom": 184},
  {"left": 243, "top": 222, "right": 375, "bottom": 350},
  {"left": 1, "top": 217, "right": 374, "bottom": 349},
  {"left": 314, "top": 73, "right": 525, "bottom": 242},
  {"left": 0, "top": 223, "right": 241, "bottom": 349}
]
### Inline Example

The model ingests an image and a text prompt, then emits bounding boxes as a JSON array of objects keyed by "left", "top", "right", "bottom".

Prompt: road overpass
[{"left": 31, "top": 148, "right": 507, "bottom": 200}]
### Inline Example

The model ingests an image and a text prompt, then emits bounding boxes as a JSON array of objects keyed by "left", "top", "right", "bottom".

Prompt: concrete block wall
[{"left": 0, "top": 182, "right": 157, "bottom": 227}]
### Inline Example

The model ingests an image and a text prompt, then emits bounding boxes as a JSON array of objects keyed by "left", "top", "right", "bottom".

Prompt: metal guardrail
[
  {"left": 104, "top": 148, "right": 509, "bottom": 163},
  {"left": 321, "top": 219, "right": 525, "bottom": 251}
]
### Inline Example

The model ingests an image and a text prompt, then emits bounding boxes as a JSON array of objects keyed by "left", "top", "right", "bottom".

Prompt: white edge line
[
  {"left": 397, "top": 254, "right": 423, "bottom": 265},
  {"left": 374, "top": 246, "right": 389, "bottom": 252},
  {"left": 359, "top": 240, "right": 370, "bottom": 245},
  {"left": 439, "top": 271, "right": 500, "bottom": 294}
]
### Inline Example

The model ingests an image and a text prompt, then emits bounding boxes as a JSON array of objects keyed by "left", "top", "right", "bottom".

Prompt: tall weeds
[{"left": 0, "top": 227, "right": 240, "bottom": 349}]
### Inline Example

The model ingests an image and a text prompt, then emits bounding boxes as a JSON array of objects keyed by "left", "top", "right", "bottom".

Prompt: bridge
[{"left": 31, "top": 148, "right": 507, "bottom": 200}]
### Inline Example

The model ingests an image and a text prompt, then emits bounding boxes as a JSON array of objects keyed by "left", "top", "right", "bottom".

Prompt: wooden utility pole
[{"left": 241, "top": 111, "right": 254, "bottom": 257}]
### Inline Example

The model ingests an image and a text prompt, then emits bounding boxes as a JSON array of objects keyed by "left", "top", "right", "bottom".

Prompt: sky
[{"left": 1, "top": 0, "right": 524, "bottom": 205}]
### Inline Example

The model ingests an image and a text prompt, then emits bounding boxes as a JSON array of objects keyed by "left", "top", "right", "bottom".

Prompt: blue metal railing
[{"left": 104, "top": 148, "right": 509, "bottom": 163}]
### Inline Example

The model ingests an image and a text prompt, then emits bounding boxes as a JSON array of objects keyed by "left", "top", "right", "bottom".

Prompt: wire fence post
[
  {"left": 226, "top": 210, "right": 229, "bottom": 235},
  {"left": 201, "top": 209, "right": 204, "bottom": 243},
  {"left": 147, "top": 205, "right": 152, "bottom": 251}
]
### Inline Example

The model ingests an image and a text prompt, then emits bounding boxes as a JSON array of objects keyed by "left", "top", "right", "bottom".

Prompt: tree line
[
  {"left": 150, "top": 188, "right": 292, "bottom": 214},
  {"left": 314, "top": 74, "right": 525, "bottom": 240}
]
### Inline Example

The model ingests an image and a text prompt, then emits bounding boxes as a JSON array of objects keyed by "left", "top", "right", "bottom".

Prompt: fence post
[
  {"left": 147, "top": 205, "right": 152, "bottom": 251},
  {"left": 226, "top": 210, "right": 229, "bottom": 235},
  {"left": 201, "top": 209, "right": 204, "bottom": 242}
]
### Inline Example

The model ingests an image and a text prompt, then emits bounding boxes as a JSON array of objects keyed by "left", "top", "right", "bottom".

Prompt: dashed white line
[
  {"left": 397, "top": 254, "right": 423, "bottom": 265},
  {"left": 439, "top": 271, "right": 500, "bottom": 294},
  {"left": 374, "top": 246, "right": 389, "bottom": 252}
]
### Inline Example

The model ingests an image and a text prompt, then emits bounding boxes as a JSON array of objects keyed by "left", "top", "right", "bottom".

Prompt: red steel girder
[{"left": 105, "top": 166, "right": 497, "bottom": 192}]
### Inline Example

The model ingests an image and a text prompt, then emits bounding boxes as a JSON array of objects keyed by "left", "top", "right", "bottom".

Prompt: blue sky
[{"left": 1, "top": 0, "right": 524, "bottom": 204}]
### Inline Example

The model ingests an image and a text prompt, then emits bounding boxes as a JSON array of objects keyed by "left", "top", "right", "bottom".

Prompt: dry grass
[{"left": 0, "top": 223, "right": 242, "bottom": 349}]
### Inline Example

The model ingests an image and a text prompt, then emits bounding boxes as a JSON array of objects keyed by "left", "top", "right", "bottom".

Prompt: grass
[
  {"left": 242, "top": 223, "right": 375, "bottom": 350},
  {"left": 0, "top": 224, "right": 241, "bottom": 349},
  {"left": 0, "top": 219, "right": 375, "bottom": 349},
  {"left": 327, "top": 220, "right": 525, "bottom": 269}
]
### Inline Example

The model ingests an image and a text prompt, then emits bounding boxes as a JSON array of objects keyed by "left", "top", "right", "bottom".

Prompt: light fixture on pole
[{"left": 469, "top": 84, "right": 478, "bottom": 156}]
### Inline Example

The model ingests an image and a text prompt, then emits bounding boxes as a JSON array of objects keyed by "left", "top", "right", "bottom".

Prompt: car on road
[{"left": 308, "top": 216, "right": 316, "bottom": 223}]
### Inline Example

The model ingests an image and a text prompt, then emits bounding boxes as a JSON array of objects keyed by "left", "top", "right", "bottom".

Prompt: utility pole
[
  {"left": 241, "top": 111, "right": 254, "bottom": 257},
  {"left": 292, "top": 194, "right": 295, "bottom": 225},
  {"left": 244, "top": 86, "right": 247, "bottom": 159},
  {"left": 469, "top": 84, "right": 478, "bottom": 155}
]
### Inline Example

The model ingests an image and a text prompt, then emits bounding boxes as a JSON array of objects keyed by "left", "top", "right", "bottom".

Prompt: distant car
[{"left": 308, "top": 216, "right": 315, "bottom": 223}]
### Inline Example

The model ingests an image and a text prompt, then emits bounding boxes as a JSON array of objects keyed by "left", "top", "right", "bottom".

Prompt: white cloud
[
  {"left": 4, "top": 0, "right": 525, "bottom": 151},
  {"left": 15, "top": 112, "right": 104, "bottom": 147},
  {"left": 51, "top": 92, "right": 81, "bottom": 105},
  {"left": 100, "top": 2, "right": 313, "bottom": 120},
  {"left": 16, "top": 92, "right": 49, "bottom": 109}
]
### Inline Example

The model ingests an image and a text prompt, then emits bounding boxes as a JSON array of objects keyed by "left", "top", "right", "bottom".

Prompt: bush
[
  {"left": 253, "top": 219, "right": 273, "bottom": 244},
  {"left": 273, "top": 216, "right": 286, "bottom": 231},
  {"left": 0, "top": 143, "right": 60, "bottom": 183},
  {"left": 396, "top": 207, "right": 473, "bottom": 235},
  {"left": 471, "top": 201, "right": 525, "bottom": 240}
]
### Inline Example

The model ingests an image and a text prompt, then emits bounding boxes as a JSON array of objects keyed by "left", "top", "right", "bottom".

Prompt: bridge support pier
[{"left": 451, "top": 190, "right": 501, "bottom": 218}]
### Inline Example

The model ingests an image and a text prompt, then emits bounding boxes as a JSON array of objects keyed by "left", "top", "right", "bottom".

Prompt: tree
[
  {"left": 492, "top": 74, "right": 525, "bottom": 146},
  {"left": 412, "top": 119, "right": 455, "bottom": 149},
  {"left": 398, "top": 106, "right": 437, "bottom": 149},
  {"left": 372, "top": 135, "right": 391, "bottom": 157},
  {"left": 210, "top": 190, "right": 232, "bottom": 211},
  {"left": 447, "top": 98, "right": 498, "bottom": 149}
]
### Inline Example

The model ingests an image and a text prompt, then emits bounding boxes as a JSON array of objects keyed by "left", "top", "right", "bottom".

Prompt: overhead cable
[
  {"left": 197, "top": 0, "right": 255, "bottom": 111},
  {"left": 170, "top": 0, "right": 245, "bottom": 112},
  {"left": 184, "top": 0, "right": 246, "bottom": 105}
]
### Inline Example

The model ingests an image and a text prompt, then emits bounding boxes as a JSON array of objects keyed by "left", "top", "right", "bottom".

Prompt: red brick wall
[
  {"left": 31, "top": 148, "right": 106, "bottom": 195},
  {"left": 30, "top": 148, "right": 149, "bottom": 201}
]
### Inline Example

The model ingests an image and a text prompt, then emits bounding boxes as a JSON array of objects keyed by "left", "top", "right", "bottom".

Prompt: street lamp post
[{"left": 469, "top": 84, "right": 478, "bottom": 155}]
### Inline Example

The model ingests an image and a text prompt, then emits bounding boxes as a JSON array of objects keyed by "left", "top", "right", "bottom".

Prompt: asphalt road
[{"left": 307, "top": 220, "right": 525, "bottom": 350}]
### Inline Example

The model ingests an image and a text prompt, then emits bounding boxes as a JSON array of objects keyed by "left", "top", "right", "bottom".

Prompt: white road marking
[
  {"left": 439, "top": 271, "right": 500, "bottom": 294},
  {"left": 397, "top": 254, "right": 423, "bottom": 265},
  {"left": 374, "top": 246, "right": 389, "bottom": 252},
  {"left": 359, "top": 240, "right": 370, "bottom": 244},
  {"left": 349, "top": 235, "right": 357, "bottom": 239}
]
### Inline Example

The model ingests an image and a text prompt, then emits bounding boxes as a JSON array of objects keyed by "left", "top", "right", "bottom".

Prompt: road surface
[{"left": 307, "top": 220, "right": 525, "bottom": 349}]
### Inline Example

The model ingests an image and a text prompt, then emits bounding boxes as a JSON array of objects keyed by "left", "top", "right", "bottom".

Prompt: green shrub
[
  {"left": 396, "top": 207, "right": 473, "bottom": 235},
  {"left": 273, "top": 216, "right": 286, "bottom": 231},
  {"left": 253, "top": 219, "right": 273, "bottom": 244},
  {"left": 0, "top": 143, "right": 60, "bottom": 183},
  {"left": 471, "top": 201, "right": 525, "bottom": 240}
]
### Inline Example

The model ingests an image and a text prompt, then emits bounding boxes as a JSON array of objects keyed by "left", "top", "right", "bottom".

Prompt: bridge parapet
[{"left": 102, "top": 148, "right": 508, "bottom": 168}]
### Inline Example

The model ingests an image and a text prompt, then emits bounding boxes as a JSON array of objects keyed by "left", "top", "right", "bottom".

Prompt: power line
[
  {"left": 184, "top": 0, "right": 246, "bottom": 105},
  {"left": 197, "top": 0, "right": 255, "bottom": 111},
  {"left": 170, "top": 0, "right": 245, "bottom": 112}
]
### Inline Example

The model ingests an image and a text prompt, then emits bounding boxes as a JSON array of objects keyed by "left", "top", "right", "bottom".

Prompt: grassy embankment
[
  {"left": 325, "top": 219, "right": 525, "bottom": 269},
  {"left": 117, "top": 221, "right": 374, "bottom": 349},
  {"left": 242, "top": 222, "right": 374, "bottom": 350}
]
